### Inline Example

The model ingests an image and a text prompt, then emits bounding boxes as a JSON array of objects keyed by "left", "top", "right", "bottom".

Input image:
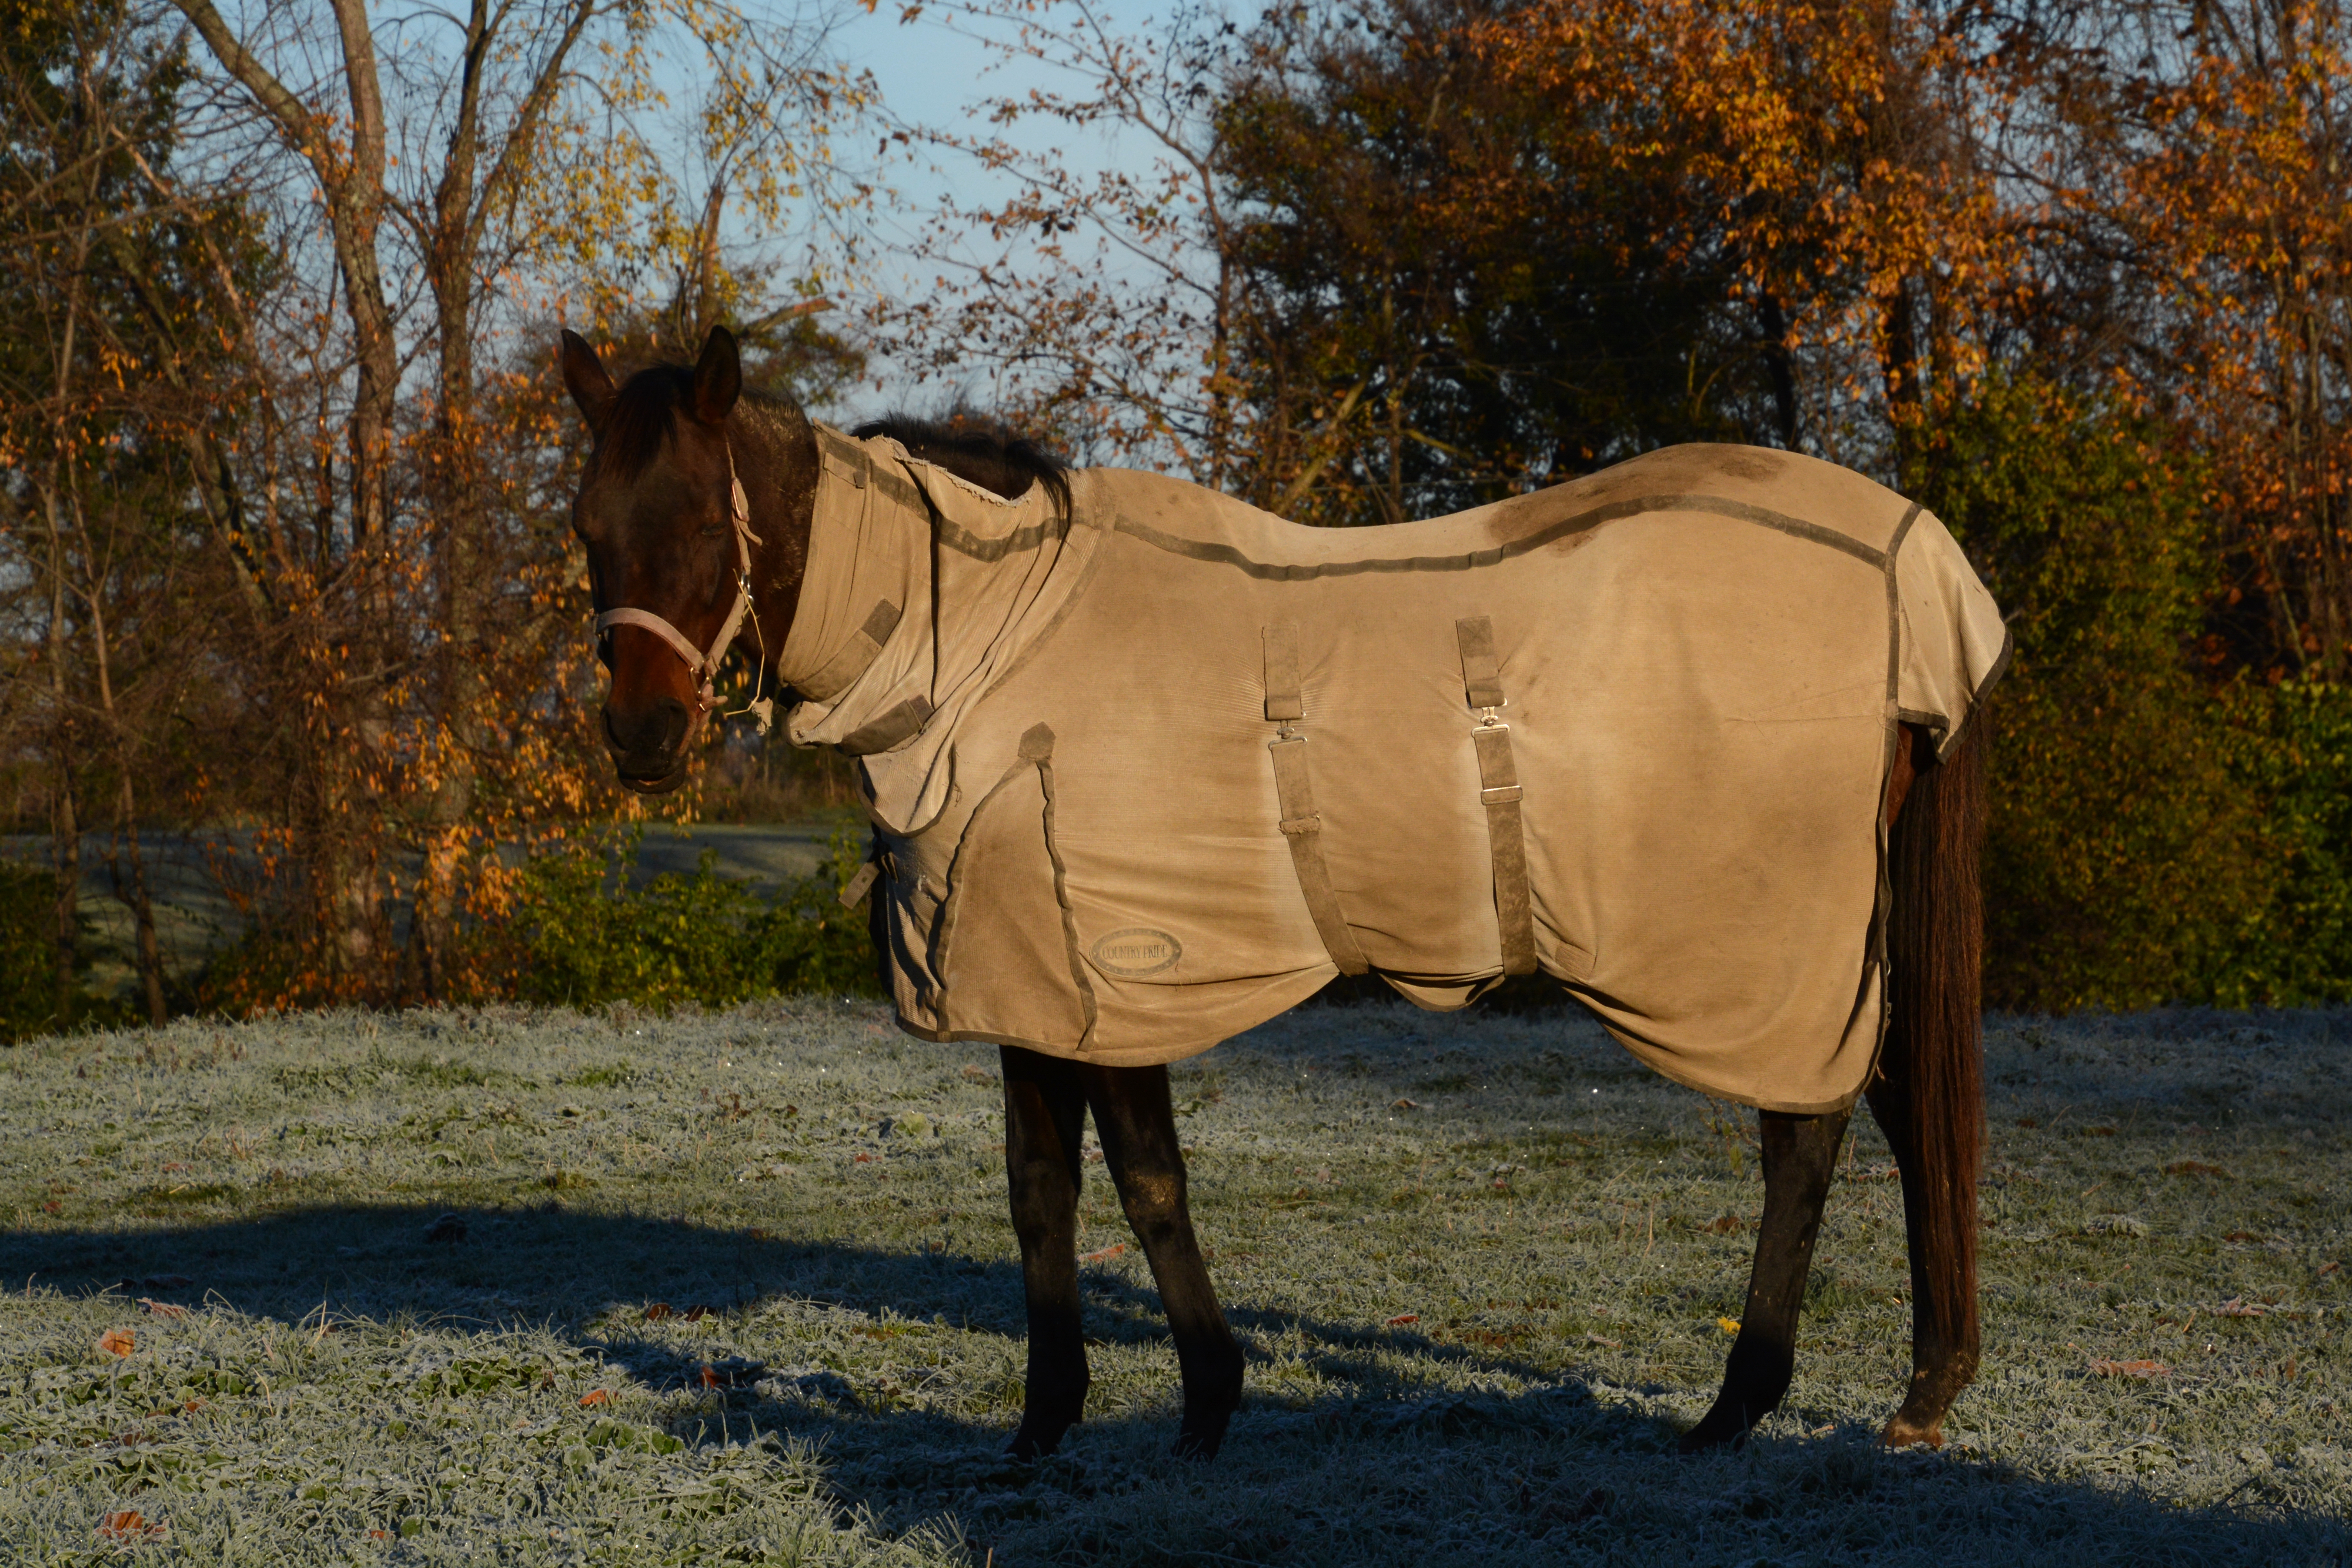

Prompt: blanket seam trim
[{"left": 1103, "top": 493, "right": 1887, "bottom": 577}]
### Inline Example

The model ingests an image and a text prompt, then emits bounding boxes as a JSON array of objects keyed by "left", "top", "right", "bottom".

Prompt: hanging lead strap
[
  {"left": 1262, "top": 622, "right": 1369, "bottom": 976},
  {"left": 1456, "top": 615, "right": 1536, "bottom": 977}
]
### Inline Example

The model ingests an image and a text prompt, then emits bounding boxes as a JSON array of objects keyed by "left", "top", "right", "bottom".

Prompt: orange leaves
[
  {"left": 97, "top": 1510, "right": 166, "bottom": 1543},
  {"left": 579, "top": 1389, "right": 612, "bottom": 1407},
  {"left": 96, "top": 1327, "right": 136, "bottom": 1358},
  {"left": 139, "top": 1298, "right": 188, "bottom": 1318},
  {"left": 1385, "top": 1312, "right": 1419, "bottom": 1326},
  {"left": 2092, "top": 1358, "right": 2171, "bottom": 1379},
  {"left": 1078, "top": 1242, "right": 1126, "bottom": 1263}
]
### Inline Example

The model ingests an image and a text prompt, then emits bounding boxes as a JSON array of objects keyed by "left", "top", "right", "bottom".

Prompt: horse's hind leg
[
  {"left": 1866, "top": 1068, "right": 1981, "bottom": 1447},
  {"left": 1679, "top": 1108, "right": 1852, "bottom": 1453},
  {"left": 1001, "top": 1045, "right": 1090, "bottom": 1458},
  {"left": 1082, "top": 1063, "right": 1245, "bottom": 1460}
]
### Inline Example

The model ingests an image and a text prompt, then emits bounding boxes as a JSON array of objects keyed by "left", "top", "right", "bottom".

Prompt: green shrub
[
  {"left": 498, "top": 824, "right": 880, "bottom": 1011},
  {"left": 0, "top": 861, "right": 59, "bottom": 1041},
  {"left": 2209, "top": 677, "right": 2352, "bottom": 1003},
  {"left": 1914, "top": 376, "right": 2278, "bottom": 1011}
]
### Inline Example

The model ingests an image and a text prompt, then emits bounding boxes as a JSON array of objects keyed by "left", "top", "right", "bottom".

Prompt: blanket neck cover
[{"left": 774, "top": 430, "right": 2010, "bottom": 1114}]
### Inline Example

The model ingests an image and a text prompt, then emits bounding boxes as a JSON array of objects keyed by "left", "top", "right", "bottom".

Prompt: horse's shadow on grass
[{"left": 7, "top": 1205, "right": 2341, "bottom": 1561}]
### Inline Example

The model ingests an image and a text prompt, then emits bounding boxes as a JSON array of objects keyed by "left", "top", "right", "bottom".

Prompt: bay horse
[{"left": 559, "top": 324, "right": 1989, "bottom": 1461}]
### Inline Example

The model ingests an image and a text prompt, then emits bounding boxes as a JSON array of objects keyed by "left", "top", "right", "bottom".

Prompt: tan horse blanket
[{"left": 774, "top": 433, "right": 2009, "bottom": 1112}]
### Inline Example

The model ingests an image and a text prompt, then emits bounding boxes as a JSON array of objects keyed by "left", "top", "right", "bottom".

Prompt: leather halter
[{"left": 592, "top": 441, "right": 774, "bottom": 732}]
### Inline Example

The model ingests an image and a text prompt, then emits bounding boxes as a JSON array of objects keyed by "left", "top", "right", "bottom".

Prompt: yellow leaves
[
  {"left": 96, "top": 1326, "right": 135, "bottom": 1358},
  {"left": 1717, "top": 1316, "right": 1743, "bottom": 1335}
]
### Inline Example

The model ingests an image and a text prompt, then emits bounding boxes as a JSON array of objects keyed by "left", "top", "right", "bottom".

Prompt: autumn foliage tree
[
  {"left": 2, "top": 0, "right": 873, "bottom": 1018},
  {"left": 883, "top": 0, "right": 2352, "bottom": 1005}
]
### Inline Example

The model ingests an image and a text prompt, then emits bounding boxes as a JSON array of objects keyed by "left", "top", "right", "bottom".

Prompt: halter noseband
[{"left": 593, "top": 441, "right": 774, "bottom": 733}]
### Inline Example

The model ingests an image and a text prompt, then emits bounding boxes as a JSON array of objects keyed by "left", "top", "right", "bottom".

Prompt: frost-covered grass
[{"left": 1, "top": 1000, "right": 2347, "bottom": 1564}]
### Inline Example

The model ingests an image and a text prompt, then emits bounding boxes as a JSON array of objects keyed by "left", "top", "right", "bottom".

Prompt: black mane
[{"left": 852, "top": 415, "right": 1071, "bottom": 513}]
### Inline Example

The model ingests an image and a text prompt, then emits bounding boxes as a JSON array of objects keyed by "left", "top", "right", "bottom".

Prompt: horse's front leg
[
  {"left": 1000, "top": 1045, "right": 1089, "bottom": 1458},
  {"left": 1081, "top": 1062, "right": 1245, "bottom": 1460},
  {"left": 1680, "top": 1107, "right": 1852, "bottom": 1453}
]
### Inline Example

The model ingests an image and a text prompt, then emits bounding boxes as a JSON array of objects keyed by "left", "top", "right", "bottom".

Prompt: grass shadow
[{"left": 6, "top": 1203, "right": 2344, "bottom": 1566}]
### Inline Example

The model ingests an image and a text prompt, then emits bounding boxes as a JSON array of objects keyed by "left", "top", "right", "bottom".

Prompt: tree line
[{"left": 5, "top": 0, "right": 2350, "bottom": 1029}]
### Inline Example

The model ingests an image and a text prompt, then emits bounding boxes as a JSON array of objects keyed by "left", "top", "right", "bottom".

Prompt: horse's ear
[
  {"left": 560, "top": 329, "right": 616, "bottom": 426},
  {"left": 692, "top": 325, "right": 741, "bottom": 425}
]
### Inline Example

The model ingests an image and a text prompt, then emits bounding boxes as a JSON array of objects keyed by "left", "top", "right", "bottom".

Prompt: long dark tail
[{"left": 1881, "top": 711, "right": 1987, "bottom": 1372}]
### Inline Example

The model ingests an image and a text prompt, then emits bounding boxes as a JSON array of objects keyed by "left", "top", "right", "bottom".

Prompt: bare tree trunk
[
  {"left": 69, "top": 481, "right": 168, "bottom": 1028},
  {"left": 49, "top": 757, "right": 78, "bottom": 1027},
  {"left": 109, "top": 774, "right": 166, "bottom": 1027}
]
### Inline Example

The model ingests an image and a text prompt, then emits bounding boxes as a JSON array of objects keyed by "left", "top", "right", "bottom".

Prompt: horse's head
[{"left": 560, "top": 325, "right": 808, "bottom": 794}]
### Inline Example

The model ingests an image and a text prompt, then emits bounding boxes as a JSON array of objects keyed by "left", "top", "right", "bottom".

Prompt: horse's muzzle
[{"left": 604, "top": 698, "right": 691, "bottom": 793}]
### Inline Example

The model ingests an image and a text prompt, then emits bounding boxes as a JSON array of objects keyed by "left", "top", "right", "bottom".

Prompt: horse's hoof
[
  {"left": 1005, "top": 1426, "right": 1066, "bottom": 1460},
  {"left": 1172, "top": 1417, "right": 1230, "bottom": 1462},
  {"left": 1877, "top": 1416, "right": 1943, "bottom": 1450},
  {"left": 1676, "top": 1417, "right": 1750, "bottom": 1455},
  {"left": 1677, "top": 1392, "right": 1764, "bottom": 1454}
]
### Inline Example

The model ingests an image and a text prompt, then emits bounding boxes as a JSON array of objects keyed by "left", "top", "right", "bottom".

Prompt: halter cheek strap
[{"left": 593, "top": 442, "right": 775, "bottom": 733}]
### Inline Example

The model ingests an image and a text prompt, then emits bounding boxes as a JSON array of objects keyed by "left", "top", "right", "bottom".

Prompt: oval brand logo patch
[{"left": 1091, "top": 927, "right": 1182, "bottom": 978}]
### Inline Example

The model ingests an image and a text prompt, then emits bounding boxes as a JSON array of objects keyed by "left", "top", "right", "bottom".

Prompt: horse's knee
[{"left": 1116, "top": 1166, "right": 1188, "bottom": 1235}]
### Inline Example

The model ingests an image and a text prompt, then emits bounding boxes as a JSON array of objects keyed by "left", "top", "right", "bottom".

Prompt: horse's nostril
[{"left": 603, "top": 696, "right": 691, "bottom": 760}]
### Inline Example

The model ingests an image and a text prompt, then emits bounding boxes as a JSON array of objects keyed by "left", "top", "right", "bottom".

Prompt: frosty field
[{"left": 1, "top": 999, "right": 2346, "bottom": 1564}]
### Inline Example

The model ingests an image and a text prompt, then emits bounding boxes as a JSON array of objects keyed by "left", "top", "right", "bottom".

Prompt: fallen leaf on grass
[
  {"left": 2164, "top": 1160, "right": 2230, "bottom": 1178},
  {"left": 1385, "top": 1313, "right": 1419, "bottom": 1326},
  {"left": 2091, "top": 1359, "right": 2170, "bottom": 1378},
  {"left": 1391, "top": 1098, "right": 1420, "bottom": 1111},
  {"left": 2321, "top": 1262, "right": 2341, "bottom": 1277},
  {"left": 96, "top": 1510, "right": 165, "bottom": 1542},
  {"left": 2081, "top": 1215, "right": 2149, "bottom": 1238},
  {"left": 1079, "top": 1243, "right": 1126, "bottom": 1263},
  {"left": 369, "top": 1529, "right": 390, "bottom": 1541},
  {"left": 579, "top": 1390, "right": 611, "bottom": 1408},
  {"left": 96, "top": 1328, "right": 135, "bottom": 1358},
  {"left": 2215, "top": 1298, "right": 2267, "bottom": 1318},
  {"left": 642, "top": 1303, "right": 672, "bottom": 1322},
  {"left": 138, "top": 1298, "right": 186, "bottom": 1318},
  {"left": 1717, "top": 1317, "right": 1742, "bottom": 1335},
  {"left": 852, "top": 1152, "right": 874, "bottom": 1164}
]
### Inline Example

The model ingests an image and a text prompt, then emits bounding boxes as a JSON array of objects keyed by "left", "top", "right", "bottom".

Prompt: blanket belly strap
[
  {"left": 1262, "top": 621, "right": 1369, "bottom": 977},
  {"left": 1457, "top": 616, "right": 1537, "bottom": 977}
]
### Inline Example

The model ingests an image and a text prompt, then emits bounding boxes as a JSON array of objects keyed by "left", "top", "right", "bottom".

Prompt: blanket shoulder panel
[{"left": 1086, "top": 443, "right": 1915, "bottom": 576}]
